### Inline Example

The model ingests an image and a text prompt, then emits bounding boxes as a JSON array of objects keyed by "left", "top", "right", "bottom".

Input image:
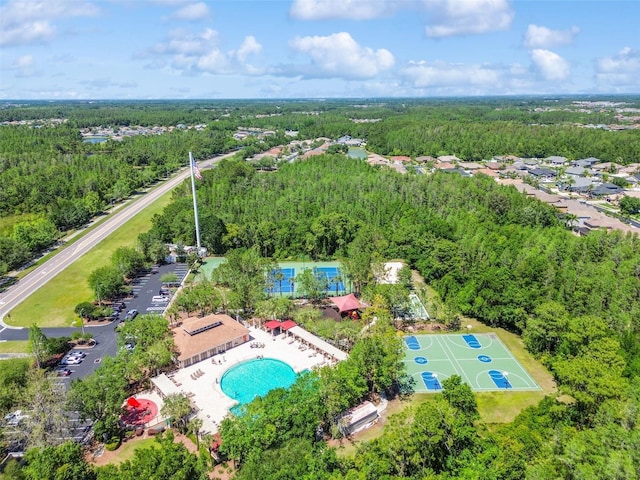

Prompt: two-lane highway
[{"left": 0, "top": 151, "right": 233, "bottom": 330}]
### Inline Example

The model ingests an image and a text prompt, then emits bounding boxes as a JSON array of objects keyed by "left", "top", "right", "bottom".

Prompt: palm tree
[
  {"left": 188, "top": 416, "right": 204, "bottom": 450},
  {"left": 329, "top": 275, "right": 343, "bottom": 295},
  {"left": 273, "top": 270, "right": 285, "bottom": 297}
]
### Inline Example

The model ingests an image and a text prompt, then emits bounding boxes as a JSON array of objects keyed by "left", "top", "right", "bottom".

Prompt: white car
[
  {"left": 68, "top": 351, "right": 87, "bottom": 358},
  {"left": 61, "top": 356, "right": 82, "bottom": 365}
]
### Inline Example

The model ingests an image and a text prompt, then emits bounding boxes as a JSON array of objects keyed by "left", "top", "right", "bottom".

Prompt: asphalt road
[{"left": 0, "top": 151, "right": 232, "bottom": 329}]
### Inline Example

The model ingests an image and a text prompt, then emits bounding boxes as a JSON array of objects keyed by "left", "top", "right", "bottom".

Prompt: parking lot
[{"left": 55, "top": 263, "right": 188, "bottom": 384}]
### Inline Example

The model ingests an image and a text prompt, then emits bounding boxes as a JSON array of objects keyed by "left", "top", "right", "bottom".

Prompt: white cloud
[
  {"left": 287, "top": 32, "right": 394, "bottom": 79},
  {"left": 595, "top": 47, "right": 640, "bottom": 87},
  {"left": 423, "top": 0, "right": 514, "bottom": 37},
  {"left": 152, "top": 28, "right": 218, "bottom": 56},
  {"left": 0, "top": 0, "right": 99, "bottom": 46},
  {"left": 12, "top": 55, "right": 34, "bottom": 69},
  {"left": 401, "top": 60, "right": 501, "bottom": 88},
  {"left": 235, "top": 36, "right": 262, "bottom": 63},
  {"left": 289, "top": 0, "right": 397, "bottom": 20},
  {"left": 145, "top": 29, "right": 263, "bottom": 75},
  {"left": 530, "top": 49, "right": 570, "bottom": 81},
  {"left": 524, "top": 24, "right": 579, "bottom": 48},
  {"left": 169, "top": 2, "right": 210, "bottom": 21}
]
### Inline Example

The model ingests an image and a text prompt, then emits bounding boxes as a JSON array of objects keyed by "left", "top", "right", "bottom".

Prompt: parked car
[
  {"left": 61, "top": 357, "right": 82, "bottom": 366},
  {"left": 69, "top": 350, "right": 86, "bottom": 358},
  {"left": 124, "top": 309, "right": 138, "bottom": 321},
  {"left": 56, "top": 368, "right": 72, "bottom": 377}
]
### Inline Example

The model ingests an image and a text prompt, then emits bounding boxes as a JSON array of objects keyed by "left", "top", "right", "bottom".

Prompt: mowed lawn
[{"left": 8, "top": 192, "right": 172, "bottom": 328}]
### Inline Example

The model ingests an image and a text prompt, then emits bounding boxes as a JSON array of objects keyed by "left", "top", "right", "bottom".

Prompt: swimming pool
[{"left": 220, "top": 358, "right": 297, "bottom": 408}]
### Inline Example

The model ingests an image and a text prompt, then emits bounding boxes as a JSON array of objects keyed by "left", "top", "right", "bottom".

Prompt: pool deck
[{"left": 146, "top": 326, "right": 335, "bottom": 436}]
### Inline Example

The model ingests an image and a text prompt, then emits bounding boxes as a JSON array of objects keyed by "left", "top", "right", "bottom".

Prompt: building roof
[
  {"left": 458, "top": 161, "right": 483, "bottom": 170},
  {"left": 329, "top": 293, "right": 365, "bottom": 313},
  {"left": 150, "top": 374, "right": 181, "bottom": 398},
  {"left": 474, "top": 168, "right": 500, "bottom": 177},
  {"left": 264, "top": 320, "right": 281, "bottom": 330},
  {"left": 280, "top": 320, "right": 297, "bottom": 330},
  {"left": 288, "top": 326, "right": 348, "bottom": 361},
  {"left": 529, "top": 168, "right": 556, "bottom": 177},
  {"left": 590, "top": 182, "right": 623, "bottom": 196},
  {"left": 437, "top": 155, "right": 461, "bottom": 163},
  {"left": 172, "top": 314, "right": 249, "bottom": 362},
  {"left": 546, "top": 155, "right": 568, "bottom": 164},
  {"left": 565, "top": 166, "right": 590, "bottom": 176}
]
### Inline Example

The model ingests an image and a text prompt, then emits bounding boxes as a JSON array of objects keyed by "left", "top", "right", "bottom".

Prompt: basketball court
[{"left": 403, "top": 333, "right": 540, "bottom": 392}]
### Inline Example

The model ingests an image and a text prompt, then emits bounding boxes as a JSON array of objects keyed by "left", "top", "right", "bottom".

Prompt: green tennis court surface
[{"left": 404, "top": 333, "right": 540, "bottom": 392}]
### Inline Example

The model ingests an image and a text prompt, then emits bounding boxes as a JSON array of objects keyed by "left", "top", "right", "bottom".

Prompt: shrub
[{"left": 104, "top": 437, "right": 121, "bottom": 451}]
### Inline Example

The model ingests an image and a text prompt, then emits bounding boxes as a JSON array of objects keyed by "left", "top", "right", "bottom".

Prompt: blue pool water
[{"left": 221, "top": 358, "right": 297, "bottom": 408}]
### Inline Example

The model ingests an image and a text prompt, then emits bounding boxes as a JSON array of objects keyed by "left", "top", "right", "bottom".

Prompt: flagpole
[{"left": 189, "top": 151, "right": 202, "bottom": 251}]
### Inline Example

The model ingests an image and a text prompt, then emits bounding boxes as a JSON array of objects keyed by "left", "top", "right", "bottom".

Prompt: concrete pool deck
[{"left": 150, "top": 325, "right": 336, "bottom": 435}]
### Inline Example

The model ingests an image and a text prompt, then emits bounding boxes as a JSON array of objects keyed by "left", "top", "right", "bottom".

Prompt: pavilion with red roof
[{"left": 329, "top": 294, "right": 365, "bottom": 314}]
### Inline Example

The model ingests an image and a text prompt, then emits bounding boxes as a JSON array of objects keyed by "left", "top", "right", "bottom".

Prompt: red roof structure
[
  {"left": 280, "top": 320, "right": 297, "bottom": 331},
  {"left": 329, "top": 294, "right": 365, "bottom": 313},
  {"left": 264, "top": 320, "right": 282, "bottom": 330}
]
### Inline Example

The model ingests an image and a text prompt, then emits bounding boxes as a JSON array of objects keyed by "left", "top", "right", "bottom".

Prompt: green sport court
[{"left": 404, "top": 333, "right": 540, "bottom": 393}]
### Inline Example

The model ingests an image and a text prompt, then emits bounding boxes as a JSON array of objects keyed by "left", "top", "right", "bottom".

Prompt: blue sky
[{"left": 1, "top": 0, "right": 638, "bottom": 99}]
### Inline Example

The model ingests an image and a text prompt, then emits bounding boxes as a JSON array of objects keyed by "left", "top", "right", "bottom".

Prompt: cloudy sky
[{"left": 1, "top": 0, "right": 638, "bottom": 99}]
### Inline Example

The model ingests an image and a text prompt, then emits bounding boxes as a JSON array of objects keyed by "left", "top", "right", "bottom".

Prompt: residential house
[
  {"left": 590, "top": 182, "right": 623, "bottom": 197},
  {"left": 433, "top": 162, "right": 456, "bottom": 170},
  {"left": 415, "top": 155, "right": 436, "bottom": 163},
  {"left": 440, "top": 168, "right": 471, "bottom": 177},
  {"left": 572, "top": 157, "right": 601, "bottom": 168},
  {"left": 619, "top": 164, "right": 640, "bottom": 175},
  {"left": 559, "top": 176, "right": 592, "bottom": 193},
  {"left": 391, "top": 155, "right": 412, "bottom": 163},
  {"left": 591, "top": 162, "right": 620, "bottom": 174},
  {"left": 529, "top": 168, "right": 557, "bottom": 181},
  {"left": 474, "top": 168, "right": 500, "bottom": 178},
  {"left": 437, "top": 155, "right": 461, "bottom": 164},
  {"left": 493, "top": 155, "right": 521, "bottom": 162},
  {"left": 458, "top": 161, "right": 483, "bottom": 171},
  {"left": 523, "top": 158, "right": 540, "bottom": 169},
  {"left": 546, "top": 155, "right": 568, "bottom": 166},
  {"left": 565, "top": 165, "right": 591, "bottom": 176}
]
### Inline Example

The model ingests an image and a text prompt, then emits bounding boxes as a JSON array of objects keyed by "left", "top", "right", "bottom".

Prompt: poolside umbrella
[{"left": 127, "top": 397, "right": 141, "bottom": 409}]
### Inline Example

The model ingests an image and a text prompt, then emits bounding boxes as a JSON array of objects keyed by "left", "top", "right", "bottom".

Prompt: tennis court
[
  {"left": 268, "top": 268, "right": 296, "bottom": 294},
  {"left": 314, "top": 266, "right": 345, "bottom": 294},
  {"left": 403, "top": 333, "right": 540, "bottom": 392}
]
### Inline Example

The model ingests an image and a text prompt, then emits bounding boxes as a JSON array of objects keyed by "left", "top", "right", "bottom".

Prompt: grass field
[
  {"left": 7, "top": 191, "right": 173, "bottom": 328},
  {"left": 0, "top": 340, "right": 30, "bottom": 354}
]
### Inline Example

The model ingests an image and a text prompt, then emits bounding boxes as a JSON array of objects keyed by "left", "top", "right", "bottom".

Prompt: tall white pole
[{"left": 189, "top": 151, "right": 202, "bottom": 250}]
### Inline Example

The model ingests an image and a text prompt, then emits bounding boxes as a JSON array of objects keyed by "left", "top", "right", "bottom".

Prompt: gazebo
[{"left": 329, "top": 293, "right": 365, "bottom": 318}]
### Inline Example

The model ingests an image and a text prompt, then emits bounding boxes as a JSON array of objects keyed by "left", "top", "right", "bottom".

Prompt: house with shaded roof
[
  {"left": 458, "top": 161, "right": 483, "bottom": 171},
  {"left": 437, "top": 155, "right": 461, "bottom": 163},
  {"left": 529, "top": 168, "right": 557, "bottom": 181},
  {"left": 572, "top": 157, "right": 601, "bottom": 168},
  {"left": 546, "top": 155, "right": 568, "bottom": 166},
  {"left": 558, "top": 176, "right": 592, "bottom": 193},
  {"left": 589, "top": 182, "right": 623, "bottom": 197},
  {"left": 565, "top": 165, "right": 592, "bottom": 176}
]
